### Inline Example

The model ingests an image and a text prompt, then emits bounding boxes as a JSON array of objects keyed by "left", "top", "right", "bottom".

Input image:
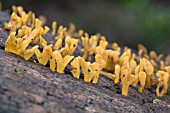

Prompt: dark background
[{"left": 1, "top": 0, "right": 170, "bottom": 55}]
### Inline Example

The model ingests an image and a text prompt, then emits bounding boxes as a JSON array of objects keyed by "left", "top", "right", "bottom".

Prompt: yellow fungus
[
  {"left": 52, "top": 21, "right": 57, "bottom": 36},
  {"left": 78, "top": 58, "right": 90, "bottom": 82},
  {"left": 165, "top": 54, "right": 170, "bottom": 65},
  {"left": 40, "top": 36, "right": 47, "bottom": 48},
  {"left": 35, "top": 49, "right": 48, "bottom": 65},
  {"left": 21, "top": 11, "right": 28, "bottom": 25},
  {"left": 39, "top": 15, "right": 47, "bottom": 26},
  {"left": 114, "top": 64, "right": 120, "bottom": 84},
  {"left": 12, "top": 5, "right": 17, "bottom": 13},
  {"left": 81, "top": 36, "right": 89, "bottom": 60},
  {"left": 165, "top": 66, "right": 170, "bottom": 75},
  {"left": 156, "top": 71, "right": 169, "bottom": 97},
  {"left": 121, "top": 69, "right": 130, "bottom": 96},
  {"left": 69, "top": 38, "right": 78, "bottom": 55},
  {"left": 89, "top": 35, "right": 98, "bottom": 55},
  {"left": 68, "top": 23, "right": 76, "bottom": 36},
  {"left": 71, "top": 57, "right": 81, "bottom": 79},
  {"left": 160, "top": 61, "right": 165, "bottom": 70},
  {"left": 27, "top": 11, "right": 32, "bottom": 26},
  {"left": 99, "top": 40, "right": 108, "bottom": 49},
  {"left": 65, "top": 36, "right": 71, "bottom": 46},
  {"left": 16, "top": 6, "right": 23, "bottom": 16},
  {"left": 4, "top": 21, "right": 16, "bottom": 31},
  {"left": 88, "top": 62, "right": 101, "bottom": 84},
  {"left": 78, "top": 29, "right": 84, "bottom": 37},
  {"left": 5, "top": 32, "right": 19, "bottom": 54},
  {"left": 4, "top": 5, "right": 170, "bottom": 97},
  {"left": 53, "top": 39, "right": 62, "bottom": 50},
  {"left": 130, "top": 59, "right": 137, "bottom": 71},
  {"left": 49, "top": 52, "right": 56, "bottom": 71},
  {"left": 23, "top": 45, "right": 39, "bottom": 60},
  {"left": 157, "top": 54, "right": 163, "bottom": 62},
  {"left": 43, "top": 26, "right": 50, "bottom": 35},
  {"left": 149, "top": 51, "right": 158, "bottom": 61},
  {"left": 112, "top": 42, "right": 120, "bottom": 51},
  {"left": 53, "top": 51, "right": 74, "bottom": 73},
  {"left": 11, "top": 12, "right": 18, "bottom": 22},
  {"left": 138, "top": 44, "right": 148, "bottom": 55},
  {"left": 138, "top": 71, "right": 146, "bottom": 93},
  {"left": 100, "top": 71, "right": 115, "bottom": 80},
  {"left": 31, "top": 13, "right": 35, "bottom": 28}
]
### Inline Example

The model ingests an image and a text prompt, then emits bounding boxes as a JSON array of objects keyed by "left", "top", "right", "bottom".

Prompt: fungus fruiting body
[{"left": 4, "top": 6, "right": 170, "bottom": 97}]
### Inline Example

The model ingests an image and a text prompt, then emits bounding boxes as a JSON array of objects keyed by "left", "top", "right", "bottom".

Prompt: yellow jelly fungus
[
  {"left": 49, "top": 52, "right": 56, "bottom": 71},
  {"left": 40, "top": 36, "right": 47, "bottom": 48},
  {"left": 68, "top": 38, "right": 78, "bottom": 55},
  {"left": 95, "top": 54, "right": 106, "bottom": 69},
  {"left": 121, "top": 56, "right": 129, "bottom": 67},
  {"left": 23, "top": 45, "right": 39, "bottom": 60},
  {"left": 89, "top": 35, "right": 98, "bottom": 55},
  {"left": 65, "top": 36, "right": 71, "bottom": 46},
  {"left": 27, "top": 11, "right": 32, "bottom": 26},
  {"left": 157, "top": 54, "right": 163, "bottom": 62},
  {"left": 78, "top": 29, "right": 84, "bottom": 37},
  {"left": 99, "top": 40, "right": 108, "bottom": 50},
  {"left": 31, "top": 13, "right": 35, "bottom": 28},
  {"left": 53, "top": 51, "right": 74, "bottom": 73},
  {"left": 88, "top": 62, "right": 101, "bottom": 84},
  {"left": 43, "top": 26, "right": 50, "bottom": 35},
  {"left": 17, "top": 6, "right": 23, "bottom": 16},
  {"left": 11, "top": 12, "right": 18, "bottom": 22},
  {"left": 138, "top": 44, "right": 148, "bottom": 55},
  {"left": 95, "top": 46, "right": 104, "bottom": 55},
  {"left": 71, "top": 57, "right": 81, "bottom": 79},
  {"left": 4, "top": 5, "right": 170, "bottom": 97},
  {"left": 100, "top": 71, "right": 115, "bottom": 80},
  {"left": 42, "top": 46, "right": 56, "bottom": 73},
  {"left": 78, "top": 58, "right": 90, "bottom": 82},
  {"left": 5, "top": 32, "right": 19, "bottom": 54},
  {"left": 142, "top": 58, "right": 154, "bottom": 88},
  {"left": 160, "top": 61, "right": 165, "bottom": 70},
  {"left": 130, "top": 59, "right": 137, "bottom": 72},
  {"left": 19, "top": 37, "right": 32, "bottom": 51},
  {"left": 12, "top": 5, "right": 17, "bottom": 13},
  {"left": 156, "top": 71, "right": 169, "bottom": 97},
  {"left": 165, "top": 54, "right": 170, "bottom": 65},
  {"left": 52, "top": 21, "right": 57, "bottom": 36},
  {"left": 35, "top": 18, "right": 42, "bottom": 28},
  {"left": 165, "top": 66, "right": 170, "bottom": 75},
  {"left": 4, "top": 21, "right": 16, "bottom": 31},
  {"left": 39, "top": 15, "right": 47, "bottom": 26},
  {"left": 53, "top": 39, "right": 62, "bottom": 50},
  {"left": 35, "top": 49, "right": 48, "bottom": 65},
  {"left": 68, "top": 23, "right": 76, "bottom": 36},
  {"left": 114, "top": 64, "right": 120, "bottom": 84},
  {"left": 149, "top": 51, "right": 158, "bottom": 61},
  {"left": 21, "top": 11, "right": 28, "bottom": 25},
  {"left": 119, "top": 51, "right": 129, "bottom": 64},
  {"left": 112, "top": 42, "right": 120, "bottom": 51},
  {"left": 16, "top": 17, "right": 22, "bottom": 28},
  {"left": 81, "top": 36, "right": 89, "bottom": 60},
  {"left": 105, "top": 51, "right": 115, "bottom": 71},
  {"left": 138, "top": 71, "right": 146, "bottom": 93},
  {"left": 121, "top": 69, "right": 130, "bottom": 96}
]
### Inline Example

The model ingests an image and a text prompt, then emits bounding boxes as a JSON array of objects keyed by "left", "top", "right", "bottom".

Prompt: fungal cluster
[{"left": 4, "top": 6, "right": 170, "bottom": 97}]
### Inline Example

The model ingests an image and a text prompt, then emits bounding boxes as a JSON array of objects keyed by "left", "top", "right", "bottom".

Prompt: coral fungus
[{"left": 4, "top": 5, "right": 170, "bottom": 97}]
